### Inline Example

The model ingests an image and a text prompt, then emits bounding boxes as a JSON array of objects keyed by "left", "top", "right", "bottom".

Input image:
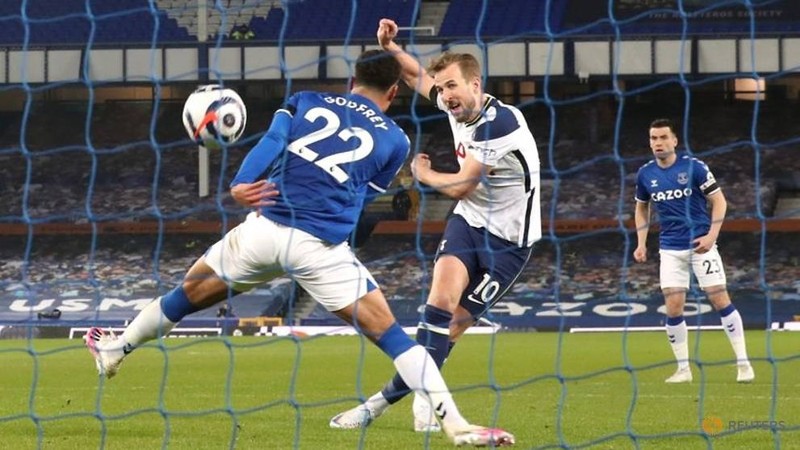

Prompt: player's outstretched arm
[{"left": 377, "top": 18, "right": 434, "bottom": 100}]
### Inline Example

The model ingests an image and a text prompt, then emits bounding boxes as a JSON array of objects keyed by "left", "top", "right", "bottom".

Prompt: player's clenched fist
[
  {"left": 377, "top": 18, "right": 398, "bottom": 49},
  {"left": 410, "top": 153, "right": 431, "bottom": 180},
  {"left": 633, "top": 246, "right": 647, "bottom": 263}
]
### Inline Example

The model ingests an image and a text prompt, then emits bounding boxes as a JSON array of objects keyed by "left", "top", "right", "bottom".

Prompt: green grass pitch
[{"left": 1, "top": 330, "right": 798, "bottom": 449}]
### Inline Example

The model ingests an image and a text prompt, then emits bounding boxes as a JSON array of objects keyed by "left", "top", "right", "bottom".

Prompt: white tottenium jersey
[{"left": 434, "top": 92, "right": 542, "bottom": 248}]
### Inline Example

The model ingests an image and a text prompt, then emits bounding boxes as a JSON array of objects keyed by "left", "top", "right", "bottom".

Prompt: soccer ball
[{"left": 182, "top": 84, "right": 247, "bottom": 148}]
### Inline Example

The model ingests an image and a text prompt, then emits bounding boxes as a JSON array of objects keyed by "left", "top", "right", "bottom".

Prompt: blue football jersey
[
  {"left": 635, "top": 154, "right": 721, "bottom": 250},
  {"left": 232, "top": 91, "right": 410, "bottom": 244}
]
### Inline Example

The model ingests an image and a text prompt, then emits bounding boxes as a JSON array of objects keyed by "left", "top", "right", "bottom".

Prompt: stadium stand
[
  {"left": 0, "top": 0, "right": 418, "bottom": 44},
  {"left": 562, "top": 0, "right": 800, "bottom": 36},
  {"left": 0, "top": 99, "right": 793, "bottom": 223},
  {"left": 247, "top": 0, "right": 417, "bottom": 40},
  {"left": 437, "top": 0, "right": 567, "bottom": 38},
  {"left": 0, "top": 0, "right": 193, "bottom": 45},
  {"left": 3, "top": 0, "right": 800, "bottom": 44}
]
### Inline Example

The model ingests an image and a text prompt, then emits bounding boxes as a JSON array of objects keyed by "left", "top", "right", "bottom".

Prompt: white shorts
[
  {"left": 204, "top": 212, "right": 378, "bottom": 312},
  {"left": 659, "top": 245, "right": 727, "bottom": 290}
]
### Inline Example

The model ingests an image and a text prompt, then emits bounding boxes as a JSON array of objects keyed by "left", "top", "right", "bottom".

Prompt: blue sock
[
  {"left": 381, "top": 305, "right": 453, "bottom": 404},
  {"left": 160, "top": 286, "right": 200, "bottom": 322},
  {"left": 666, "top": 315, "right": 685, "bottom": 326},
  {"left": 719, "top": 304, "right": 736, "bottom": 317},
  {"left": 375, "top": 322, "right": 416, "bottom": 359},
  {"left": 416, "top": 305, "right": 453, "bottom": 366}
]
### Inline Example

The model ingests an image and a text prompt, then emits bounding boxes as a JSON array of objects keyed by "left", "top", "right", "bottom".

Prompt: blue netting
[{"left": 1, "top": 0, "right": 799, "bottom": 448}]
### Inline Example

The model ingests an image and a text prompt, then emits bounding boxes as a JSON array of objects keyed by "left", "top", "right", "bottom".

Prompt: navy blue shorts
[{"left": 436, "top": 214, "right": 533, "bottom": 318}]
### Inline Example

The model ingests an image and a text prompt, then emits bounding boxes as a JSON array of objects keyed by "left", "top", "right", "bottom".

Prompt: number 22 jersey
[{"left": 233, "top": 91, "right": 410, "bottom": 245}]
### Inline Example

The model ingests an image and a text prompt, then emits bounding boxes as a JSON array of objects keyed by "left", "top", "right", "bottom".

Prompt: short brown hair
[
  {"left": 427, "top": 52, "right": 481, "bottom": 80},
  {"left": 649, "top": 118, "right": 677, "bottom": 135},
  {"left": 355, "top": 49, "right": 401, "bottom": 92}
]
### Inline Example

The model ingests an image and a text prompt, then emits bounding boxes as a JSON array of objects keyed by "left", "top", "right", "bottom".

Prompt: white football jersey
[{"left": 434, "top": 92, "right": 541, "bottom": 247}]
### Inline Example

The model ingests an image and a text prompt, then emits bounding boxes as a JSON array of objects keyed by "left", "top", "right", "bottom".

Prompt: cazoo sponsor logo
[
  {"left": 487, "top": 301, "right": 714, "bottom": 317},
  {"left": 650, "top": 188, "right": 692, "bottom": 202}
]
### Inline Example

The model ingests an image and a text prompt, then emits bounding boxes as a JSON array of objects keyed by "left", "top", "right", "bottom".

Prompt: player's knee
[
  {"left": 662, "top": 287, "right": 685, "bottom": 298},
  {"left": 336, "top": 289, "right": 397, "bottom": 340},
  {"left": 704, "top": 285, "right": 730, "bottom": 307},
  {"left": 181, "top": 275, "right": 232, "bottom": 309},
  {"left": 662, "top": 288, "right": 686, "bottom": 315}
]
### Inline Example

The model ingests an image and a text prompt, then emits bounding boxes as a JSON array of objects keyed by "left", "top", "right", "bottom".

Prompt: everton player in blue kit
[
  {"left": 633, "top": 119, "right": 754, "bottom": 384},
  {"left": 84, "top": 50, "right": 513, "bottom": 447}
]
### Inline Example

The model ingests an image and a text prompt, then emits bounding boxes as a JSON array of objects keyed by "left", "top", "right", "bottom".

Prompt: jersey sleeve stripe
[
  {"left": 368, "top": 182, "right": 386, "bottom": 193},
  {"left": 511, "top": 149, "right": 533, "bottom": 193},
  {"left": 275, "top": 107, "right": 294, "bottom": 117},
  {"left": 520, "top": 186, "right": 536, "bottom": 247}
]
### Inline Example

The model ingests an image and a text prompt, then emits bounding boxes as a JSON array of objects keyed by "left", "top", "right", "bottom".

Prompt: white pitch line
[{"left": 578, "top": 392, "right": 800, "bottom": 401}]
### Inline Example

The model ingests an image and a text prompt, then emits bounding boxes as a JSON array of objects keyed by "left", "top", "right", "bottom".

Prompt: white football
[{"left": 182, "top": 84, "right": 247, "bottom": 147}]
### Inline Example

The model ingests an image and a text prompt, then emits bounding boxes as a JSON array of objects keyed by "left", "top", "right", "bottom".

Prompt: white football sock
[
  {"left": 720, "top": 309, "right": 750, "bottom": 365},
  {"left": 392, "top": 345, "right": 469, "bottom": 431},
  {"left": 120, "top": 298, "right": 177, "bottom": 349},
  {"left": 666, "top": 320, "right": 689, "bottom": 370}
]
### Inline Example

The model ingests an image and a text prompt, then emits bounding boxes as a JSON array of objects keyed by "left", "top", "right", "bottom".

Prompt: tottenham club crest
[{"left": 677, "top": 172, "right": 689, "bottom": 185}]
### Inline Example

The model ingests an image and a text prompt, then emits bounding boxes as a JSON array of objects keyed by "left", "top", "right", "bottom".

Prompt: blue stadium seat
[
  {"left": 0, "top": 0, "right": 191, "bottom": 44},
  {"left": 246, "top": 0, "right": 415, "bottom": 41},
  {"left": 561, "top": 2, "right": 800, "bottom": 37},
  {"left": 438, "top": 0, "right": 567, "bottom": 38},
  {"left": 6, "top": 0, "right": 798, "bottom": 44},
  {"left": 0, "top": 2, "right": 19, "bottom": 16}
]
